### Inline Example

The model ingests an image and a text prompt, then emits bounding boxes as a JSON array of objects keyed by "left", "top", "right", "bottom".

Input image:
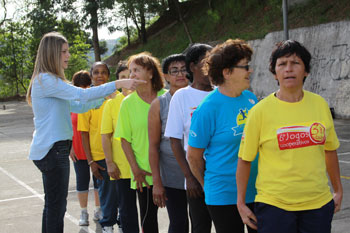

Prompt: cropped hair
[
  {"left": 269, "top": 40, "right": 311, "bottom": 75},
  {"left": 90, "top": 61, "right": 110, "bottom": 77},
  {"left": 204, "top": 39, "right": 253, "bottom": 86},
  {"left": 127, "top": 52, "right": 164, "bottom": 92},
  {"left": 72, "top": 70, "right": 92, "bottom": 87},
  {"left": 185, "top": 43, "right": 212, "bottom": 82},
  {"left": 27, "top": 32, "right": 68, "bottom": 104},
  {"left": 115, "top": 61, "right": 128, "bottom": 80},
  {"left": 162, "top": 54, "right": 186, "bottom": 74}
]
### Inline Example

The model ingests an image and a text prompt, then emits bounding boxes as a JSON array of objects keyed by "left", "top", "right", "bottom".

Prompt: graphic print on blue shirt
[{"left": 188, "top": 88, "right": 258, "bottom": 205}]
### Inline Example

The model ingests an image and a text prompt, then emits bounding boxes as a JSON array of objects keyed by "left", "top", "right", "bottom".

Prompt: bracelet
[{"left": 88, "top": 160, "right": 95, "bottom": 165}]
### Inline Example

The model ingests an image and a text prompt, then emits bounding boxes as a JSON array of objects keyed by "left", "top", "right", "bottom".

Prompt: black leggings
[
  {"left": 137, "top": 186, "right": 159, "bottom": 233},
  {"left": 207, "top": 203, "right": 257, "bottom": 233},
  {"left": 165, "top": 187, "right": 189, "bottom": 233}
]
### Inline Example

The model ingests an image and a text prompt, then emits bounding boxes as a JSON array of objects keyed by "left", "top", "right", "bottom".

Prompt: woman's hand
[
  {"left": 333, "top": 191, "right": 343, "bottom": 213},
  {"left": 133, "top": 167, "right": 152, "bottom": 192},
  {"left": 185, "top": 175, "right": 203, "bottom": 198},
  {"left": 69, "top": 150, "right": 77, "bottom": 162},
  {"left": 90, "top": 162, "right": 105, "bottom": 180},
  {"left": 106, "top": 161, "right": 121, "bottom": 180},
  {"left": 115, "top": 79, "right": 146, "bottom": 91},
  {"left": 153, "top": 183, "right": 167, "bottom": 208},
  {"left": 237, "top": 203, "right": 258, "bottom": 230}
]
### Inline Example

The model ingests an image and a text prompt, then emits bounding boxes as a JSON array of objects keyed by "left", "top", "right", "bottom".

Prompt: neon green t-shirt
[
  {"left": 239, "top": 90, "right": 339, "bottom": 211},
  {"left": 101, "top": 93, "right": 131, "bottom": 179},
  {"left": 115, "top": 89, "right": 166, "bottom": 189},
  {"left": 78, "top": 100, "right": 108, "bottom": 161}
]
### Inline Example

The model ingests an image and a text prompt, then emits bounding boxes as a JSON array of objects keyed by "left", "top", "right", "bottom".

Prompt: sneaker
[
  {"left": 93, "top": 208, "right": 103, "bottom": 221},
  {"left": 102, "top": 226, "right": 114, "bottom": 233},
  {"left": 79, "top": 211, "right": 89, "bottom": 226}
]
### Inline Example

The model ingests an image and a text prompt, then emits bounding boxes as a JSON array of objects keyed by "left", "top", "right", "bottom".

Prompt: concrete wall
[{"left": 248, "top": 20, "right": 350, "bottom": 119}]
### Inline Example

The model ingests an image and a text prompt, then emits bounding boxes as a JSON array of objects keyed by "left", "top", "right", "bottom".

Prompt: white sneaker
[
  {"left": 102, "top": 226, "right": 114, "bottom": 233},
  {"left": 79, "top": 211, "right": 89, "bottom": 226},
  {"left": 93, "top": 208, "right": 103, "bottom": 221}
]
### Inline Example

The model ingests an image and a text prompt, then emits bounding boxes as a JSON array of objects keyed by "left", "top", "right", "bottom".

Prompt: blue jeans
[
  {"left": 95, "top": 159, "right": 119, "bottom": 227},
  {"left": 33, "top": 140, "right": 71, "bottom": 233},
  {"left": 116, "top": 179, "right": 139, "bottom": 233},
  {"left": 255, "top": 200, "right": 335, "bottom": 233}
]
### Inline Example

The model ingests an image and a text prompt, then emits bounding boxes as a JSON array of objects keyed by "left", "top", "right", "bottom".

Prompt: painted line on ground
[
  {"left": 338, "top": 152, "right": 350, "bottom": 156},
  {"left": 341, "top": 176, "right": 350, "bottom": 180},
  {"left": 339, "top": 139, "right": 350, "bottom": 142},
  {"left": 0, "top": 165, "right": 95, "bottom": 233},
  {"left": 339, "top": 160, "right": 350, "bottom": 164}
]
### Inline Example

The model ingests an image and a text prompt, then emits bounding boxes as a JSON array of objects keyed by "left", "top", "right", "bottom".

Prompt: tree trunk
[
  {"left": 10, "top": 27, "right": 19, "bottom": 95},
  {"left": 139, "top": 2, "right": 147, "bottom": 44},
  {"left": 128, "top": 8, "right": 141, "bottom": 42},
  {"left": 125, "top": 15, "right": 130, "bottom": 46},
  {"left": 172, "top": 0, "right": 193, "bottom": 44},
  {"left": 90, "top": 0, "right": 101, "bottom": 61}
]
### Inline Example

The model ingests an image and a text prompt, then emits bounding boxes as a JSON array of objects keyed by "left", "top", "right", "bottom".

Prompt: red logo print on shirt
[{"left": 277, "top": 123, "right": 326, "bottom": 150}]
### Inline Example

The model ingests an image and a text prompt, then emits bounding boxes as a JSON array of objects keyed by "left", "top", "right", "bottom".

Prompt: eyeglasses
[
  {"left": 169, "top": 69, "right": 188, "bottom": 76},
  {"left": 232, "top": 65, "right": 250, "bottom": 71}
]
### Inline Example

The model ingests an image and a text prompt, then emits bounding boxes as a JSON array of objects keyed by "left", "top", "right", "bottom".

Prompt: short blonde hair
[{"left": 27, "top": 32, "right": 68, "bottom": 104}]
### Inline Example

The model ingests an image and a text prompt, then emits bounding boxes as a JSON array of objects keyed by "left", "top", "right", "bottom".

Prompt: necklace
[{"left": 276, "top": 90, "right": 304, "bottom": 102}]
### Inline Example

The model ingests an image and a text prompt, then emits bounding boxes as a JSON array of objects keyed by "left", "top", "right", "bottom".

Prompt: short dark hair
[
  {"left": 115, "top": 61, "right": 128, "bottom": 80},
  {"left": 127, "top": 52, "right": 165, "bottom": 92},
  {"left": 90, "top": 61, "right": 111, "bottom": 77},
  {"left": 185, "top": 43, "right": 212, "bottom": 82},
  {"left": 162, "top": 54, "right": 186, "bottom": 74},
  {"left": 269, "top": 40, "right": 311, "bottom": 75},
  {"left": 204, "top": 39, "right": 253, "bottom": 86},
  {"left": 72, "top": 70, "right": 92, "bottom": 87}
]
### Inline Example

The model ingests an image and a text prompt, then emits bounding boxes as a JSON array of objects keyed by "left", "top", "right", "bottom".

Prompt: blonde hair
[{"left": 27, "top": 32, "right": 68, "bottom": 104}]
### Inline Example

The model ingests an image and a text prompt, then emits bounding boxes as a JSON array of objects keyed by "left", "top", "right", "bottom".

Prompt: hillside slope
[{"left": 105, "top": 0, "right": 350, "bottom": 67}]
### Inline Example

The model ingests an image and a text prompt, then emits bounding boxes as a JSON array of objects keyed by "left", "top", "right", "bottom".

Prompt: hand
[
  {"left": 116, "top": 79, "right": 146, "bottom": 91},
  {"left": 107, "top": 161, "right": 121, "bottom": 180},
  {"left": 69, "top": 151, "right": 77, "bottom": 162},
  {"left": 153, "top": 183, "right": 167, "bottom": 208},
  {"left": 133, "top": 168, "right": 152, "bottom": 192},
  {"left": 185, "top": 175, "right": 203, "bottom": 198},
  {"left": 237, "top": 203, "right": 258, "bottom": 230},
  {"left": 333, "top": 191, "right": 343, "bottom": 213},
  {"left": 90, "top": 162, "right": 105, "bottom": 180}
]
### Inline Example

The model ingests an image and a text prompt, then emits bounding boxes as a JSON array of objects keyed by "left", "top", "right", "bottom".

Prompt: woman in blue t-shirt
[{"left": 187, "top": 39, "right": 258, "bottom": 233}]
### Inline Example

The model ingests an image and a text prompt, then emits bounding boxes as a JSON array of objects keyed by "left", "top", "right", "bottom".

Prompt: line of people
[{"left": 28, "top": 31, "right": 342, "bottom": 233}]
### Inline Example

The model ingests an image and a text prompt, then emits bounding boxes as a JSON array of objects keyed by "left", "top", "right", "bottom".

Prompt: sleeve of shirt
[
  {"left": 188, "top": 104, "right": 213, "bottom": 149},
  {"left": 70, "top": 98, "right": 104, "bottom": 113},
  {"left": 164, "top": 92, "right": 184, "bottom": 139},
  {"left": 322, "top": 99, "right": 340, "bottom": 151},
  {"left": 114, "top": 100, "right": 132, "bottom": 143},
  {"left": 238, "top": 105, "right": 261, "bottom": 162},
  {"left": 77, "top": 110, "right": 91, "bottom": 132},
  {"left": 33, "top": 73, "right": 116, "bottom": 103},
  {"left": 101, "top": 99, "right": 114, "bottom": 134}
]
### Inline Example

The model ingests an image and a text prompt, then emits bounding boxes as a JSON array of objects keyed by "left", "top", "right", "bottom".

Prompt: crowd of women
[{"left": 27, "top": 31, "right": 343, "bottom": 233}]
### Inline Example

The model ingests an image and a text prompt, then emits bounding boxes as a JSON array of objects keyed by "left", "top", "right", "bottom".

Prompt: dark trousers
[
  {"left": 207, "top": 203, "right": 257, "bottom": 233},
  {"left": 165, "top": 187, "right": 189, "bottom": 233},
  {"left": 137, "top": 186, "right": 159, "bottom": 233},
  {"left": 96, "top": 159, "right": 119, "bottom": 228},
  {"left": 255, "top": 200, "right": 335, "bottom": 233},
  {"left": 116, "top": 179, "right": 139, "bottom": 233},
  {"left": 33, "top": 140, "right": 71, "bottom": 233},
  {"left": 187, "top": 193, "right": 212, "bottom": 233},
  {"left": 73, "top": 159, "right": 98, "bottom": 192}
]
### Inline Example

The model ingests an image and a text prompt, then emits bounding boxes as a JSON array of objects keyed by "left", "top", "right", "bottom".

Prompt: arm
[
  {"left": 170, "top": 137, "right": 202, "bottom": 198},
  {"left": 148, "top": 99, "right": 167, "bottom": 207},
  {"left": 121, "top": 138, "right": 152, "bottom": 192},
  {"left": 187, "top": 146, "right": 205, "bottom": 187},
  {"left": 81, "top": 131, "right": 105, "bottom": 180},
  {"left": 325, "top": 150, "right": 343, "bottom": 213},
  {"left": 101, "top": 133, "right": 120, "bottom": 180},
  {"left": 70, "top": 98, "right": 104, "bottom": 113},
  {"left": 236, "top": 158, "right": 257, "bottom": 230}
]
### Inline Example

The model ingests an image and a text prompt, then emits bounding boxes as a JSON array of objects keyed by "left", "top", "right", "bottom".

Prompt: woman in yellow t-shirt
[
  {"left": 236, "top": 40, "right": 343, "bottom": 233},
  {"left": 115, "top": 52, "right": 166, "bottom": 233}
]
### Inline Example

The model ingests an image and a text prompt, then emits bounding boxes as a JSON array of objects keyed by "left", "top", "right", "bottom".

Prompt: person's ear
[{"left": 190, "top": 62, "right": 195, "bottom": 73}]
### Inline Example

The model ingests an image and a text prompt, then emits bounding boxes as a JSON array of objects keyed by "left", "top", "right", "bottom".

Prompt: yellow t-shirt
[
  {"left": 115, "top": 89, "right": 166, "bottom": 189},
  {"left": 78, "top": 100, "right": 108, "bottom": 161},
  {"left": 239, "top": 90, "right": 339, "bottom": 211},
  {"left": 100, "top": 93, "right": 131, "bottom": 179}
]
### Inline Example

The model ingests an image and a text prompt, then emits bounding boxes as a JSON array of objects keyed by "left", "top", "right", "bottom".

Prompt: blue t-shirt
[{"left": 188, "top": 88, "right": 258, "bottom": 205}]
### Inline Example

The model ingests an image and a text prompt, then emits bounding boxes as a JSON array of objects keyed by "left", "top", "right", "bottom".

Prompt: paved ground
[{"left": 0, "top": 100, "right": 349, "bottom": 233}]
